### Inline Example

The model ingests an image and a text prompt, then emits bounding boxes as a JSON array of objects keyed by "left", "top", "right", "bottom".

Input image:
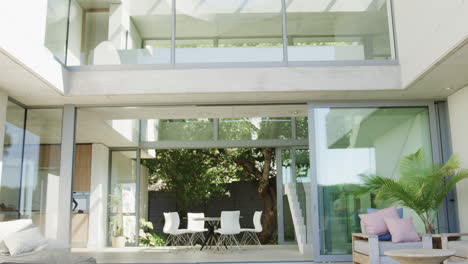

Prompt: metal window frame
[{"left": 307, "top": 100, "right": 446, "bottom": 262}]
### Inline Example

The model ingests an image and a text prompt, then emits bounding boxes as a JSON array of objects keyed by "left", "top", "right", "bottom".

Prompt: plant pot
[{"left": 111, "top": 236, "right": 126, "bottom": 248}]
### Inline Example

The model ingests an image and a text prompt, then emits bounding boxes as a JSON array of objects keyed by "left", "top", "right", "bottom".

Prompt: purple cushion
[
  {"left": 384, "top": 217, "right": 420, "bottom": 243},
  {"left": 359, "top": 205, "right": 400, "bottom": 235}
]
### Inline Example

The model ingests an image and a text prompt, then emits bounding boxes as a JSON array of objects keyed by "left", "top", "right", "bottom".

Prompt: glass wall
[
  {"left": 45, "top": 0, "right": 70, "bottom": 63},
  {"left": 175, "top": 0, "right": 283, "bottom": 63},
  {"left": 66, "top": 0, "right": 172, "bottom": 66},
  {"left": 219, "top": 117, "right": 292, "bottom": 140},
  {"left": 313, "top": 107, "right": 432, "bottom": 255},
  {"left": 48, "top": 0, "right": 395, "bottom": 66},
  {"left": 141, "top": 119, "right": 214, "bottom": 141},
  {"left": 109, "top": 150, "right": 138, "bottom": 246},
  {"left": 286, "top": 0, "right": 394, "bottom": 61},
  {"left": 0, "top": 103, "right": 64, "bottom": 239},
  {"left": 0, "top": 102, "right": 26, "bottom": 221},
  {"left": 21, "top": 109, "right": 64, "bottom": 238}
]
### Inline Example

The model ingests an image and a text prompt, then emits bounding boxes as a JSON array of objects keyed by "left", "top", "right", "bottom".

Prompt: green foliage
[
  {"left": 142, "top": 149, "right": 245, "bottom": 206},
  {"left": 360, "top": 149, "right": 468, "bottom": 233},
  {"left": 139, "top": 219, "right": 166, "bottom": 247}
]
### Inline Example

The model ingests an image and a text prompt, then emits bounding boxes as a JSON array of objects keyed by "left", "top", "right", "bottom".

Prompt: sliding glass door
[
  {"left": 108, "top": 150, "right": 138, "bottom": 246},
  {"left": 309, "top": 106, "right": 434, "bottom": 261}
]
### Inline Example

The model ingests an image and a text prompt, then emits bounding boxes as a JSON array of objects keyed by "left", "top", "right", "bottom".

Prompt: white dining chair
[
  {"left": 240, "top": 211, "right": 263, "bottom": 247},
  {"left": 215, "top": 211, "right": 241, "bottom": 249},
  {"left": 163, "top": 212, "right": 190, "bottom": 246},
  {"left": 187, "top": 212, "right": 208, "bottom": 246}
]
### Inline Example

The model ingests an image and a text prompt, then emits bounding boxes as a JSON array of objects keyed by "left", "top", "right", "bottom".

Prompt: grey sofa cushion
[
  {"left": 354, "top": 240, "right": 425, "bottom": 255},
  {"left": 448, "top": 240, "right": 468, "bottom": 258}
]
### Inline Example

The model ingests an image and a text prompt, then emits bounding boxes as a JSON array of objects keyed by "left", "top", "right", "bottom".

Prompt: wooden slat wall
[{"left": 73, "top": 144, "right": 92, "bottom": 192}]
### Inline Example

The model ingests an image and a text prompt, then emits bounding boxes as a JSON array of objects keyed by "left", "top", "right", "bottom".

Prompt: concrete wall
[
  {"left": 68, "top": 65, "right": 401, "bottom": 96},
  {"left": 393, "top": 0, "right": 468, "bottom": 87},
  {"left": 0, "top": 0, "right": 67, "bottom": 93},
  {"left": 448, "top": 85, "right": 468, "bottom": 233}
]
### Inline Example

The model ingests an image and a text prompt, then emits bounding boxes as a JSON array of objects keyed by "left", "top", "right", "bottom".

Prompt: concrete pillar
[
  {"left": 87, "top": 144, "right": 109, "bottom": 248},
  {"left": 57, "top": 105, "right": 76, "bottom": 245},
  {"left": 0, "top": 91, "right": 8, "bottom": 193}
]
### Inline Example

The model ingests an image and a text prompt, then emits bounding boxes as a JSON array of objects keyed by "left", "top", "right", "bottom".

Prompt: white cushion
[
  {"left": 4, "top": 227, "right": 47, "bottom": 256},
  {"left": 0, "top": 219, "right": 33, "bottom": 255},
  {"left": 448, "top": 240, "right": 468, "bottom": 258},
  {"left": 354, "top": 240, "right": 424, "bottom": 255}
]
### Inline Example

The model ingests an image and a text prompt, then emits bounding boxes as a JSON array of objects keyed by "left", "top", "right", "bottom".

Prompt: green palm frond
[{"left": 359, "top": 148, "right": 468, "bottom": 233}]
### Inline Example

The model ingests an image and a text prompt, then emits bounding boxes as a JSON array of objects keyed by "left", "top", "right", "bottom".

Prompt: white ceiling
[{"left": 0, "top": 49, "right": 63, "bottom": 97}]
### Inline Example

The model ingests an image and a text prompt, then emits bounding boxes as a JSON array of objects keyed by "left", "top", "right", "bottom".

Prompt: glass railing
[{"left": 46, "top": 0, "right": 396, "bottom": 66}]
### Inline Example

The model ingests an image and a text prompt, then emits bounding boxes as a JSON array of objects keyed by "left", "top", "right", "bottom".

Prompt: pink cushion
[
  {"left": 384, "top": 217, "right": 420, "bottom": 243},
  {"left": 358, "top": 205, "right": 400, "bottom": 235}
]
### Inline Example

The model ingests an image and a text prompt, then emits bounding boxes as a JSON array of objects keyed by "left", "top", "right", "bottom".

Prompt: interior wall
[
  {"left": 448, "top": 85, "right": 468, "bottom": 233},
  {"left": 83, "top": 11, "right": 109, "bottom": 64}
]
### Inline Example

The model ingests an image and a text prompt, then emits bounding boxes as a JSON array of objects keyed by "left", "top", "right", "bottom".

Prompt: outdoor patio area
[{"left": 71, "top": 245, "right": 316, "bottom": 264}]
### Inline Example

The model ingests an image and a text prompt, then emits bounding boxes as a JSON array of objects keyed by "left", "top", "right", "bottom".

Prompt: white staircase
[{"left": 284, "top": 182, "right": 313, "bottom": 254}]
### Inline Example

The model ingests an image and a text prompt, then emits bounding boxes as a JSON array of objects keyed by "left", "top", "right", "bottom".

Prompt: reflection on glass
[
  {"left": 175, "top": 0, "right": 284, "bottom": 63},
  {"left": 68, "top": 0, "right": 172, "bottom": 65},
  {"left": 22, "top": 109, "right": 63, "bottom": 239},
  {"left": 286, "top": 0, "right": 393, "bottom": 61},
  {"left": 0, "top": 102, "right": 26, "bottom": 221},
  {"left": 45, "top": 0, "right": 70, "bottom": 63},
  {"left": 109, "top": 151, "right": 137, "bottom": 245},
  {"left": 141, "top": 119, "right": 214, "bottom": 141},
  {"left": 219, "top": 117, "right": 292, "bottom": 140},
  {"left": 314, "top": 107, "right": 432, "bottom": 255},
  {"left": 296, "top": 117, "right": 308, "bottom": 140}
]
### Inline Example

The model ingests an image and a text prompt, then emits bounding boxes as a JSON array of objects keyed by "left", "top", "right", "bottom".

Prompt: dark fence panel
[{"left": 148, "top": 180, "right": 266, "bottom": 233}]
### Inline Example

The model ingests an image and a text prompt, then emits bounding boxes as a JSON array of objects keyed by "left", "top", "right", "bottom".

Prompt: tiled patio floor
[{"left": 71, "top": 245, "right": 329, "bottom": 264}]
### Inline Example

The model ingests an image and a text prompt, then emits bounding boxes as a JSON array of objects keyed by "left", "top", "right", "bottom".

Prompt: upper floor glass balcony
[{"left": 45, "top": 0, "right": 395, "bottom": 67}]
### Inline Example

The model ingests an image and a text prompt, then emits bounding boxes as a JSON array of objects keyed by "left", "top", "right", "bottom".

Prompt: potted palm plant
[
  {"left": 360, "top": 149, "right": 468, "bottom": 234},
  {"left": 109, "top": 187, "right": 126, "bottom": 248}
]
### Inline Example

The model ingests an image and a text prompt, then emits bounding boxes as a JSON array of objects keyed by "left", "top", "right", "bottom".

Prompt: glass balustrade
[{"left": 46, "top": 0, "right": 395, "bottom": 66}]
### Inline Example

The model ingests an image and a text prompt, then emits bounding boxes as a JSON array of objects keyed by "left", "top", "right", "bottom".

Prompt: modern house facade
[{"left": 0, "top": 0, "right": 468, "bottom": 263}]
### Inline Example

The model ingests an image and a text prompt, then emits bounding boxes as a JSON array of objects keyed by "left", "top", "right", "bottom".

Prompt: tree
[
  {"left": 220, "top": 147, "right": 277, "bottom": 243},
  {"left": 142, "top": 149, "right": 242, "bottom": 207},
  {"left": 360, "top": 149, "right": 468, "bottom": 233},
  {"left": 143, "top": 116, "right": 299, "bottom": 243}
]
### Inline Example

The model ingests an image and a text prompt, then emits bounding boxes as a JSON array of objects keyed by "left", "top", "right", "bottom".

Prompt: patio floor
[{"left": 71, "top": 245, "right": 320, "bottom": 264}]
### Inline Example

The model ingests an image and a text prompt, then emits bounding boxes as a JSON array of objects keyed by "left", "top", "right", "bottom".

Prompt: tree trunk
[
  {"left": 258, "top": 182, "right": 277, "bottom": 243},
  {"left": 229, "top": 147, "right": 277, "bottom": 243}
]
